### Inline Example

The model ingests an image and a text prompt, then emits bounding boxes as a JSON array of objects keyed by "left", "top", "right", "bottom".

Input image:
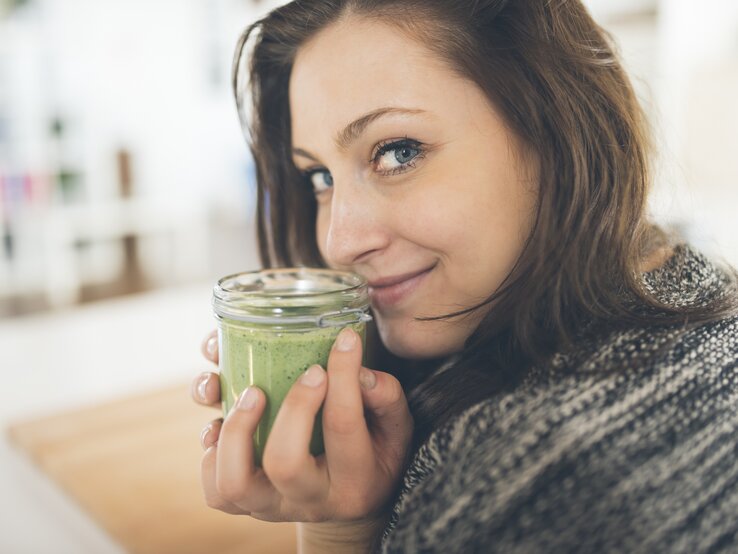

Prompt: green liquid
[{"left": 218, "top": 320, "right": 366, "bottom": 466}]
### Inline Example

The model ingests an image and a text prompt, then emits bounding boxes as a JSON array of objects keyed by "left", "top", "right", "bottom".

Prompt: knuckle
[
  {"left": 218, "top": 487, "right": 243, "bottom": 505},
  {"left": 322, "top": 411, "right": 362, "bottom": 436},
  {"left": 205, "top": 494, "right": 225, "bottom": 510},
  {"left": 216, "top": 476, "right": 248, "bottom": 504},
  {"left": 262, "top": 450, "right": 302, "bottom": 486}
]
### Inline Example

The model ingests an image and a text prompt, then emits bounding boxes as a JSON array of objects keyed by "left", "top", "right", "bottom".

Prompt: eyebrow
[{"left": 292, "top": 107, "right": 427, "bottom": 163}]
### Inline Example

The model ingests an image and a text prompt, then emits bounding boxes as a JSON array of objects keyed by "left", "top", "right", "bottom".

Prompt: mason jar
[{"left": 212, "top": 268, "right": 371, "bottom": 465}]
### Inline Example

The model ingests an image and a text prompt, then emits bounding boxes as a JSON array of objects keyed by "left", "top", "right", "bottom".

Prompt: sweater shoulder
[{"left": 382, "top": 315, "right": 738, "bottom": 553}]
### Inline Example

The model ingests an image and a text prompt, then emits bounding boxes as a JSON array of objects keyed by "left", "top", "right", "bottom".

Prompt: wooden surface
[{"left": 6, "top": 384, "right": 297, "bottom": 554}]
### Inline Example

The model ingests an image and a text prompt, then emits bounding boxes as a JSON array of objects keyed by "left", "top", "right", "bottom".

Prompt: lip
[{"left": 368, "top": 264, "right": 436, "bottom": 309}]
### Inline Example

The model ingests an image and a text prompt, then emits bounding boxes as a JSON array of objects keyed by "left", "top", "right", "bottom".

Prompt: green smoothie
[{"left": 218, "top": 319, "right": 366, "bottom": 466}]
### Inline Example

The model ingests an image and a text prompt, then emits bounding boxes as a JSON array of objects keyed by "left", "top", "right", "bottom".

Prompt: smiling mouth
[{"left": 367, "top": 263, "right": 436, "bottom": 309}]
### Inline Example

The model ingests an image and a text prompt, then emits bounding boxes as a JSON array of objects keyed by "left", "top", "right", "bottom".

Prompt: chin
[{"left": 375, "top": 314, "right": 464, "bottom": 360}]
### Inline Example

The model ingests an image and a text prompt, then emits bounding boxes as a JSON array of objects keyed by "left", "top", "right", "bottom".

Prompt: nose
[{"left": 320, "top": 178, "right": 389, "bottom": 268}]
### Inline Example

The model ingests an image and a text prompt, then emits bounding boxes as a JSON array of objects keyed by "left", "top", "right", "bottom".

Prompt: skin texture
[{"left": 290, "top": 16, "right": 538, "bottom": 360}]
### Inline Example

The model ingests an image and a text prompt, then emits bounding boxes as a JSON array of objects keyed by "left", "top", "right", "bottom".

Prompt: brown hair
[{"left": 232, "top": 0, "right": 738, "bottom": 449}]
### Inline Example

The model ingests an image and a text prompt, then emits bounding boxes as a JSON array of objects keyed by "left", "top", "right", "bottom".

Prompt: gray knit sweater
[{"left": 381, "top": 244, "right": 738, "bottom": 553}]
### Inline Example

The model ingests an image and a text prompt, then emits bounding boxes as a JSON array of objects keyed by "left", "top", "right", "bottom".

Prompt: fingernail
[
  {"left": 359, "top": 368, "right": 376, "bottom": 390},
  {"left": 237, "top": 387, "right": 258, "bottom": 411},
  {"left": 334, "top": 327, "right": 356, "bottom": 352},
  {"left": 197, "top": 373, "right": 211, "bottom": 402},
  {"left": 300, "top": 365, "right": 325, "bottom": 387},
  {"left": 200, "top": 423, "right": 213, "bottom": 448},
  {"left": 206, "top": 336, "right": 218, "bottom": 357}
]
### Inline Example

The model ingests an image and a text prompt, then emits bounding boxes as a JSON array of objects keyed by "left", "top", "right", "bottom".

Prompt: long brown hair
[{"left": 232, "top": 0, "right": 738, "bottom": 449}]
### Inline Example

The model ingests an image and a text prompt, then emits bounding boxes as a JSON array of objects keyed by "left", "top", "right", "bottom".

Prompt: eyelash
[
  {"left": 370, "top": 138, "right": 426, "bottom": 176},
  {"left": 301, "top": 137, "right": 426, "bottom": 193}
]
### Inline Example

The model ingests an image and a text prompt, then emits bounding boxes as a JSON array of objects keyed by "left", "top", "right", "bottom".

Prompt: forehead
[{"left": 288, "top": 16, "right": 474, "bottom": 146}]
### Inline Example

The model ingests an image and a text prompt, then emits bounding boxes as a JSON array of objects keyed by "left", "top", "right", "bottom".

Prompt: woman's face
[{"left": 289, "top": 16, "right": 537, "bottom": 359}]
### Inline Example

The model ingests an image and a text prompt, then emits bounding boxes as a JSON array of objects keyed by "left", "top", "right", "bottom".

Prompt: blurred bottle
[{"left": 50, "top": 116, "right": 84, "bottom": 204}]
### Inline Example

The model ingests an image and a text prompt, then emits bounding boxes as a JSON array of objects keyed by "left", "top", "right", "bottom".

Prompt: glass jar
[{"left": 212, "top": 268, "right": 371, "bottom": 465}]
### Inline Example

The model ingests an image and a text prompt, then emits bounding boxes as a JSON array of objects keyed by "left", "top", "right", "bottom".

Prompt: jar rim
[{"left": 212, "top": 267, "right": 370, "bottom": 324}]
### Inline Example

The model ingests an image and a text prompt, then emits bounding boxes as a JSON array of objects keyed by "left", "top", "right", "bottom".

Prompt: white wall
[{"left": 584, "top": 0, "right": 738, "bottom": 265}]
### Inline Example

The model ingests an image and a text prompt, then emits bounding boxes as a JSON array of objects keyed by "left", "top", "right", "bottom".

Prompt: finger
[
  {"left": 201, "top": 445, "right": 246, "bottom": 515},
  {"left": 216, "top": 386, "right": 280, "bottom": 513},
  {"left": 201, "top": 330, "right": 219, "bottom": 364},
  {"left": 359, "top": 369, "right": 414, "bottom": 468},
  {"left": 322, "top": 327, "right": 375, "bottom": 483},
  {"left": 262, "top": 364, "right": 329, "bottom": 504},
  {"left": 191, "top": 371, "right": 222, "bottom": 407},
  {"left": 201, "top": 418, "right": 223, "bottom": 450}
]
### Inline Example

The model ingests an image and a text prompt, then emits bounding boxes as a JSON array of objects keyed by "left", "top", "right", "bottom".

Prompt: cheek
[
  {"left": 399, "top": 173, "right": 536, "bottom": 318},
  {"left": 432, "top": 158, "right": 535, "bottom": 264},
  {"left": 315, "top": 208, "right": 330, "bottom": 264},
  {"left": 444, "top": 194, "right": 532, "bottom": 296}
]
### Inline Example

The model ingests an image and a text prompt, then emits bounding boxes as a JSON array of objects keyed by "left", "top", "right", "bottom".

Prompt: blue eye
[
  {"left": 372, "top": 139, "right": 425, "bottom": 175},
  {"left": 395, "top": 146, "right": 419, "bottom": 164},
  {"left": 305, "top": 169, "right": 333, "bottom": 194}
]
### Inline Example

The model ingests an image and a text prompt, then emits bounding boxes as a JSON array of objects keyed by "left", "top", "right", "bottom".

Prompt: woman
[{"left": 192, "top": 1, "right": 738, "bottom": 552}]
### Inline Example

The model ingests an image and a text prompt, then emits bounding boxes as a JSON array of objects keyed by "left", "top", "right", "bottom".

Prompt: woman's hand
[{"left": 191, "top": 326, "right": 413, "bottom": 525}]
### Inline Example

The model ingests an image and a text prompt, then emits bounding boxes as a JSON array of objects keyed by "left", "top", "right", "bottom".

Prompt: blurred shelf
[{"left": 0, "top": 196, "right": 211, "bottom": 312}]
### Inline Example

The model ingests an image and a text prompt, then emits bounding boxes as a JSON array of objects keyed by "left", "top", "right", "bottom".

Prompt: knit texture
[{"left": 380, "top": 244, "right": 738, "bottom": 553}]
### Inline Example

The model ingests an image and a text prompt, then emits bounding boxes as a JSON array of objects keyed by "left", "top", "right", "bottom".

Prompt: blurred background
[
  {"left": 0, "top": 0, "right": 268, "bottom": 318},
  {"left": 1, "top": 0, "right": 737, "bottom": 320},
  {"left": 0, "top": 0, "right": 736, "bottom": 552}
]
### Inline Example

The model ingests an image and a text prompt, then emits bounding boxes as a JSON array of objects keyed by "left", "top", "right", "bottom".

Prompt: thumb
[{"left": 359, "top": 368, "right": 414, "bottom": 455}]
